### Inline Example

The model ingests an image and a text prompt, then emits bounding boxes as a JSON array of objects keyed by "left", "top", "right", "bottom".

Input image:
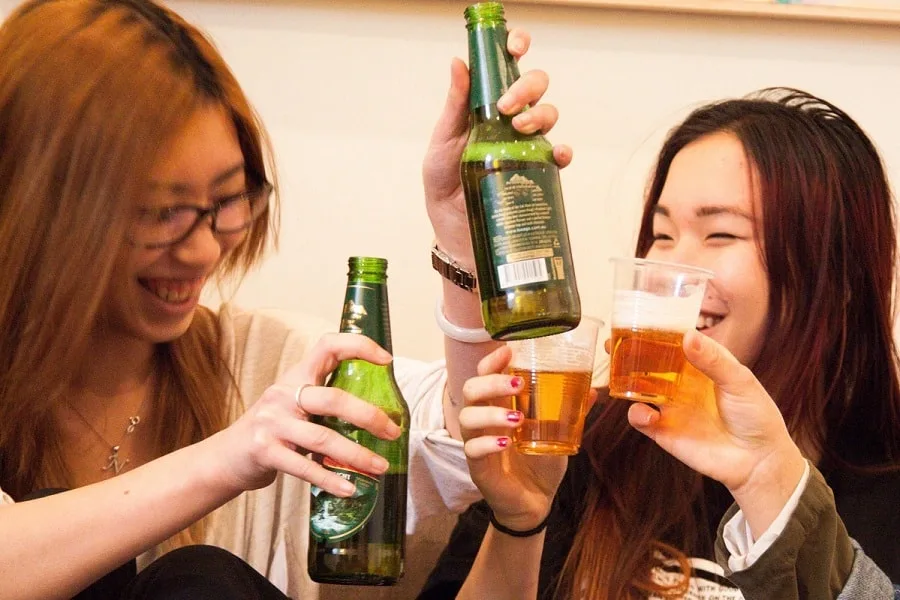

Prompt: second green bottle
[{"left": 460, "top": 1, "right": 581, "bottom": 340}]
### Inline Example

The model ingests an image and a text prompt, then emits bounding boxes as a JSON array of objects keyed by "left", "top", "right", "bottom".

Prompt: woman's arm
[
  {"left": 0, "top": 333, "right": 401, "bottom": 600},
  {"left": 716, "top": 464, "right": 895, "bottom": 600},
  {"left": 457, "top": 527, "right": 545, "bottom": 600},
  {"left": 419, "top": 29, "right": 571, "bottom": 441},
  {"left": 417, "top": 345, "right": 567, "bottom": 599},
  {"left": 0, "top": 441, "right": 243, "bottom": 600},
  {"left": 628, "top": 330, "right": 896, "bottom": 599}
]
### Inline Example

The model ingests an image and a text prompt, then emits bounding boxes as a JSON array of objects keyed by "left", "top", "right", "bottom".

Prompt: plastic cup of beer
[
  {"left": 608, "top": 257, "right": 713, "bottom": 405},
  {"left": 507, "top": 317, "right": 601, "bottom": 456}
]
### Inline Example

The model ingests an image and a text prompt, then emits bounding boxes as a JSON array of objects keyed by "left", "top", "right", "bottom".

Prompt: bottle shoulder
[
  {"left": 462, "top": 133, "right": 554, "bottom": 164},
  {"left": 328, "top": 361, "right": 409, "bottom": 409}
]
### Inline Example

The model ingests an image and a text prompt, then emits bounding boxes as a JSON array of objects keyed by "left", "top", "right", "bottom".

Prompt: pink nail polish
[
  {"left": 507, "top": 411, "right": 522, "bottom": 423},
  {"left": 510, "top": 376, "right": 523, "bottom": 390},
  {"left": 497, "top": 437, "right": 510, "bottom": 448}
]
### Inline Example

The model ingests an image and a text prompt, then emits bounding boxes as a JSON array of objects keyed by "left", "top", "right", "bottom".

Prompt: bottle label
[
  {"left": 480, "top": 167, "right": 571, "bottom": 290},
  {"left": 309, "top": 457, "right": 380, "bottom": 542},
  {"left": 339, "top": 283, "right": 391, "bottom": 353}
]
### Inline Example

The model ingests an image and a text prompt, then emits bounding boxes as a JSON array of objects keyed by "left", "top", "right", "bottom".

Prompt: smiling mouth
[
  {"left": 696, "top": 314, "right": 724, "bottom": 331},
  {"left": 140, "top": 277, "right": 204, "bottom": 304}
]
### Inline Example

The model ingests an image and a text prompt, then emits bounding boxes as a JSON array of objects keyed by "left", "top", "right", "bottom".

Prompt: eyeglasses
[{"left": 130, "top": 181, "right": 273, "bottom": 249}]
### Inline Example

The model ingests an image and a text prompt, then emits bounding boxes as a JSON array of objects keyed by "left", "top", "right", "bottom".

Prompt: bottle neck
[
  {"left": 338, "top": 280, "right": 392, "bottom": 354},
  {"left": 467, "top": 20, "right": 520, "bottom": 115}
]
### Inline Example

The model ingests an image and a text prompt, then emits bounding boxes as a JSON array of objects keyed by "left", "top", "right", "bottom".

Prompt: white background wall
[{"left": 5, "top": 0, "right": 900, "bottom": 359}]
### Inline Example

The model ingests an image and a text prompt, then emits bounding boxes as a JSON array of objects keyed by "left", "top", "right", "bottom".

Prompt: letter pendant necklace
[
  {"left": 101, "top": 416, "right": 141, "bottom": 475},
  {"left": 68, "top": 395, "right": 148, "bottom": 476}
]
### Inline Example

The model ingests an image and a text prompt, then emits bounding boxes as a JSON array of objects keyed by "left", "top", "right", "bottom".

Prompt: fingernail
[
  {"left": 506, "top": 410, "right": 523, "bottom": 423},
  {"left": 371, "top": 455, "right": 389, "bottom": 472},
  {"left": 497, "top": 437, "right": 510, "bottom": 448},
  {"left": 510, "top": 39, "right": 525, "bottom": 54},
  {"left": 510, "top": 376, "right": 523, "bottom": 390},
  {"left": 689, "top": 330, "right": 703, "bottom": 352},
  {"left": 387, "top": 421, "right": 402, "bottom": 437},
  {"left": 513, "top": 114, "right": 536, "bottom": 134},
  {"left": 339, "top": 480, "right": 356, "bottom": 496}
]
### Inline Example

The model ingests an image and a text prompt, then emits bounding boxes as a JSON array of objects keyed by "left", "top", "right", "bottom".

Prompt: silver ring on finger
[{"left": 294, "top": 383, "right": 313, "bottom": 414}]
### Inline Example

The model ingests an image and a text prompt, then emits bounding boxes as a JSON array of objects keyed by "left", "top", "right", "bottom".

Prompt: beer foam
[{"left": 611, "top": 289, "right": 703, "bottom": 332}]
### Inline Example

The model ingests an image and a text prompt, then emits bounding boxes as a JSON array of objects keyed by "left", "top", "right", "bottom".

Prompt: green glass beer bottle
[
  {"left": 308, "top": 257, "right": 409, "bottom": 586},
  {"left": 461, "top": 1, "right": 581, "bottom": 340}
]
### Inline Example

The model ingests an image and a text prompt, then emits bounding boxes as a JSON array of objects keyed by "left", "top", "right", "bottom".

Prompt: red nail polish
[
  {"left": 507, "top": 411, "right": 522, "bottom": 423},
  {"left": 497, "top": 437, "right": 510, "bottom": 448},
  {"left": 510, "top": 376, "right": 523, "bottom": 389}
]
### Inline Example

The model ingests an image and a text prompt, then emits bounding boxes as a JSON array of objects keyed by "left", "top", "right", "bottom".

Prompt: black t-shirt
[{"left": 418, "top": 394, "right": 900, "bottom": 599}]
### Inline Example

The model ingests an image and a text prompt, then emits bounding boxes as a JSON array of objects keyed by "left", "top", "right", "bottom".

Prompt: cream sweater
[{"left": 0, "top": 305, "right": 482, "bottom": 599}]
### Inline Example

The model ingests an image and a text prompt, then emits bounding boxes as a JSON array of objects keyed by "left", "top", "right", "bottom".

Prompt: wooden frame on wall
[{"left": 506, "top": 0, "right": 900, "bottom": 26}]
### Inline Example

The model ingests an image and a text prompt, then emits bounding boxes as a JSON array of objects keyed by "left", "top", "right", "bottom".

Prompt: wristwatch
[{"left": 431, "top": 244, "right": 477, "bottom": 292}]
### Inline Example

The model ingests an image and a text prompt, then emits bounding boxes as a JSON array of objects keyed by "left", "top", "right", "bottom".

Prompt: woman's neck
[
  {"left": 59, "top": 332, "right": 159, "bottom": 485},
  {"left": 71, "top": 331, "right": 157, "bottom": 400}
]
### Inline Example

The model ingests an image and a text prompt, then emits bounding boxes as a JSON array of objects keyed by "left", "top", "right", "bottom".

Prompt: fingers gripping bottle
[{"left": 308, "top": 257, "right": 409, "bottom": 586}]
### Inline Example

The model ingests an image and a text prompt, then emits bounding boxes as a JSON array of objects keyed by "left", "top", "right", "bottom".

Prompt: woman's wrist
[
  {"left": 433, "top": 237, "right": 476, "bottom": 272},
  {"left": 729, "top": 445, "right": 807, "bottom": 539},
  {"left": 489, "top": 509, "right": 550, "bottom": 538},
  {"left": 435, "top": 298, "right": 492, "bottom": 343}
]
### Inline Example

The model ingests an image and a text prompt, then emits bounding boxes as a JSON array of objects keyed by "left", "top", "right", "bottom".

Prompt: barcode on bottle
[{"left": 497, "top": 258, "right": 549, "bottom": 289}]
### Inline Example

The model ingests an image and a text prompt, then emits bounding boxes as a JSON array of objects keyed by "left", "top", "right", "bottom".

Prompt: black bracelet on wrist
[{"left": 489, "top": 510, "right": 550, "bottom": 538}]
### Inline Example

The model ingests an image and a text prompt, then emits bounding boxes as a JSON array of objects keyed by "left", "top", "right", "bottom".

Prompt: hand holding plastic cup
[
  {"left": 507, "top": 317, "right": 602, "bottom": 455},
  {"left": 608, "top": 257, "right": 713, "bottom": 405}
]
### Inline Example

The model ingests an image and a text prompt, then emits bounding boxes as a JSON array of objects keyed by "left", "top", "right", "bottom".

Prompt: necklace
[{"left": 68, "top": 394, "right": 148, "bottom": 476}]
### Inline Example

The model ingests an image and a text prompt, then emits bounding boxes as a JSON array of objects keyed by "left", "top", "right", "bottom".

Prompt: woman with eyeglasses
[{"left": 0, "top": 0, "right": 566, "bottom": 598}]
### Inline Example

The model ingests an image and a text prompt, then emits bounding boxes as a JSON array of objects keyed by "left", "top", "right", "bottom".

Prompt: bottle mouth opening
[
  {"left": 464, "top": 2, "right": 506, "bottom": 25},
  {"left": 348, "top": 256, "right": 388, "bottom": 276}
]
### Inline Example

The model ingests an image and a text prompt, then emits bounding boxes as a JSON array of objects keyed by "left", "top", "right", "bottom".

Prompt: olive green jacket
[{"left": 715, "top": 463, "right": 896, "bottom": 600}]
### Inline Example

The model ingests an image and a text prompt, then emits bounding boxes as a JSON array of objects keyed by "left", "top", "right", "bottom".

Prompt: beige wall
[{"left": 7, "top": 0, "right": 900, "bottom": 359}]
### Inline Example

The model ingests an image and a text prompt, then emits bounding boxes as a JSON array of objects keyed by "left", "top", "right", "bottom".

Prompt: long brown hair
[
  {"left": 560, "top": 89, "right": 900, "bottom": 598},
  {"left": 0, "top": 0, "right": 278, "bottom": 546}
]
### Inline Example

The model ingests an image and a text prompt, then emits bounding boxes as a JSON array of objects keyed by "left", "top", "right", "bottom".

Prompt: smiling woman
[
  {"left": 645, "top": 131, "right": 769, "bottom": 366},
  {"left": 0, "top": 0, "right": 572, "bottom": 597},
  {"left": 419, "top": 87, "right": 900, "bottom": 600}
]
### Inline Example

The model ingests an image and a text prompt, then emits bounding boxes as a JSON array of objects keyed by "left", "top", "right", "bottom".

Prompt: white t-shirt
[{"left": 0, "top": 304, "right": 481, "bottom": 600}]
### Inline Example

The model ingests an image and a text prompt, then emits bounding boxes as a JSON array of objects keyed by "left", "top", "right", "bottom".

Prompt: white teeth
[
  {"left": 696, "top": 315, "right": 723, "bottom": 330},
  {"left": 145, "top": 281, "right": 196, "bottom": 304}
]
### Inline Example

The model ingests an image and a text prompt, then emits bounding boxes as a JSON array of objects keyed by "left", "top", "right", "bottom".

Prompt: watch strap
[{"left": 431, "top": 245, "right": 477, "bottom": 292}]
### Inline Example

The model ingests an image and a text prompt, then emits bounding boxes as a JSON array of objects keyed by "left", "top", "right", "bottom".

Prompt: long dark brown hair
[
  {"left": 0, "top": 0, "right": 278, "bottom": 546},
  {"left": 560, "top": 88, "right": 900, "bottom": 598}
]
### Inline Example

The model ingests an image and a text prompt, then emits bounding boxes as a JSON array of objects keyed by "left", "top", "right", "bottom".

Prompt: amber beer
[
  {"left": 608, "top": 258, "right": 714, "bottom": 404},
  {"left": 510, "top": 367, "right": 592, "bottom": 455},
  {"left": 609, "top": 327, "right": 688, "bottom": 404}
]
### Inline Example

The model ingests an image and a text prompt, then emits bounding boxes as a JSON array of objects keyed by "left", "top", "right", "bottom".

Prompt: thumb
[
  {"left": 428, "top": 57, "right": 471, "bottom": 146},
  {"left": 682, "top": 329, "right": 757, "bottom": 396}
]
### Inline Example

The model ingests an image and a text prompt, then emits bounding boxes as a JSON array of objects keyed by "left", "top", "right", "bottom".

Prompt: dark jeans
[{"left": 24, "top": 489, "right": 289, "bottom": 600}]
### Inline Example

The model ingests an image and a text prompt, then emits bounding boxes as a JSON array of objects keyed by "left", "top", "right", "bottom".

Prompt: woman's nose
[{"left": 169, "top": 218, "right": 222, "bottom": 266}]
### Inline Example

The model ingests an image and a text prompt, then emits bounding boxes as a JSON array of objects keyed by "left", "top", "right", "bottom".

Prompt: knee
[
  {"left": 131, "top": 545, "right": 278, "bottom": 600},
  {"left": 155, "top": 544, "right": 245, "bottom": 573}
]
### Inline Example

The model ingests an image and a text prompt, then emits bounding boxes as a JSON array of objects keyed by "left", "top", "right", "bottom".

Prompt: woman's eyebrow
[
  {"left": 651, "top": 205, "right": 753, "bottom": 220},
  {"left": 148, "top": 163, "right": 246, "bottom": 195}
]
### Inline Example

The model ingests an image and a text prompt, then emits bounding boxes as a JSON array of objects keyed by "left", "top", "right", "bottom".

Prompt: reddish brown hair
[
  {"left": 560, "top": 88, "right": 900, "bottom": 598},
  {"left": 0, "top": 0, "right": 279, "bottom": 546}
]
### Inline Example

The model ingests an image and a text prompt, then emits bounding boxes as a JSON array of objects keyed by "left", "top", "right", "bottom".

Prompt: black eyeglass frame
[{"left": 129, "top": 181, "right": 274, "bottom": 249}]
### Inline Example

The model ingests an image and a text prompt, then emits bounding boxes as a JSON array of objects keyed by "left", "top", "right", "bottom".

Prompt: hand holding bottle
[
  {"left": 204, "top": 332, "right": 402, "bottom": 498},
  {"left": 628, "top": 330, "right": 807, "bottom": 538},
  {"left": 422, "top": 27, "right": 572, "bottom": 264},
  {"left": 457, "top": 345, "right": 569, "bottom": 531}
]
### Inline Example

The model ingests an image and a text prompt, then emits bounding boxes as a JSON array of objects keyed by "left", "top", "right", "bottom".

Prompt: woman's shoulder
[{"left": 214, "top": 303, "right": 334, "bottom": 375}]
